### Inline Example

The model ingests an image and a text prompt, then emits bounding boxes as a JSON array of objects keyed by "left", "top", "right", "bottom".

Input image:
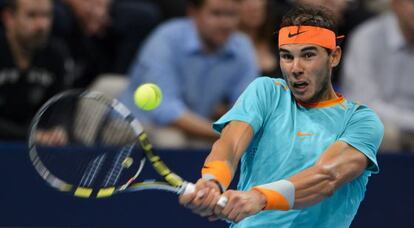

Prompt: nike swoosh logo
[
  {"left": 288, "top": 31, "right": 307, "bottom": 38},
  {"left": 297, "top": 131, "right": 314, "bottom": 137}
]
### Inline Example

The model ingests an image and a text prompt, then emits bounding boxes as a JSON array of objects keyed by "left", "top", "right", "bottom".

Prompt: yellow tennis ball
[{"left": 134, "top": 83, "right": 163, "bottom": 110}]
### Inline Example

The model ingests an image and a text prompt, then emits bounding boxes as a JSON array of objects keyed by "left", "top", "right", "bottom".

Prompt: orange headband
[{"left": 279, "top": 26, "right": 341, "bottom": 50}]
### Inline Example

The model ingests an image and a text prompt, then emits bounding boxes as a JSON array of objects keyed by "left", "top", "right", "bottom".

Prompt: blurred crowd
[{"left": 0, "top": 0, "right": 412, "bottom": 153}]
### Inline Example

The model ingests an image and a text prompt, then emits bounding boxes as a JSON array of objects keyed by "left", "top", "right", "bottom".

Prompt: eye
[
  {"left": 280, "top": 53, "right": 293, "bottom": 60},
  {"left": 303, "top": 52, "right": 316, "bottom": 59}
]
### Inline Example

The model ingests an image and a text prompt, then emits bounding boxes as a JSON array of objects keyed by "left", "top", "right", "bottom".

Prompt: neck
[
  {"left": 6, "top": 31, "right": 32, "bottom": 70},
  {"left": 307, "top": 81, "right": 337, "bottom": 104}
]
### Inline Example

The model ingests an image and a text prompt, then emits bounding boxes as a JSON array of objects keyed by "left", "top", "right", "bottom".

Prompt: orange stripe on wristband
[
  {"left": 252, "top": 187, "right": 290, "bottom": 211},
  {"left": 201, "top": 160, "right": 232, "bottom": 190}
]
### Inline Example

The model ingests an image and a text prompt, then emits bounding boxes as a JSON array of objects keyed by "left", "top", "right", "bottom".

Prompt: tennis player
[{"left": 179, "top": 6, "right": 384, "bottom": 227}]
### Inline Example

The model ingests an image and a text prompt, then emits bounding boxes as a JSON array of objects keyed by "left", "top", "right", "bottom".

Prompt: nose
[
  {"left": 291, "top": 58, "right": 304, "bottom": 78},
  {"left": 35, "top": 15, "right": 51, "bottom": 31}
]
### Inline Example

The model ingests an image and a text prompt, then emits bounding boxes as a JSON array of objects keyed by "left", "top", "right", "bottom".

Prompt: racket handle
[
  {"left": 181, "top": 182, "right": 196, "bottom": 195},
  {"left": 181, "top": 182, "right": 228, "bottom": 207}
]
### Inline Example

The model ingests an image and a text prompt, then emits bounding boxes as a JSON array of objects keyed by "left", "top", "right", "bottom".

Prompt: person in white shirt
[{"left": 341, "top": 0, "right": 414, "bottom": 152}]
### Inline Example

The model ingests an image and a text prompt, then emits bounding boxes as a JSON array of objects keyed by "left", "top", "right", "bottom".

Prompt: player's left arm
[
  {"left": 214, "top": 141, "right": 369, "bottom": 222},
  {"left": 287, "top": 140, "right": 368, "bottom": 208}
]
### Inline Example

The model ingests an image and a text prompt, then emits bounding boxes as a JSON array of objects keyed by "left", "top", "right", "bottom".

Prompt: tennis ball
[{"left": 134, "top": 83, "right": 163, "bottom": 110}]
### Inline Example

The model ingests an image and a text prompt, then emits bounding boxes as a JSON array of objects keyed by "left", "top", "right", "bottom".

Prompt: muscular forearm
[
  {"left": 255, "top": 141, "right": 368, "bottom": 210},
  {"left": 205, "top": 121, "right": 252, "bottom": 169},
  {"left": 201, "top": 121, "right": 253, "bottom": 190},
  {"left": 288, "top": 165, "right": 338, "bottom": 208},
  {"left": 172, "top": 111, "right": 219, "bottom": 140},
  {"left": 291, "top": 141, "right": 367, "bottom": 208}
]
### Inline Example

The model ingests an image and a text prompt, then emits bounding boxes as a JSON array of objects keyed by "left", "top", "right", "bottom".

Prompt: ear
[
  {"left": 330, "top": 46, "right": 342, "bottom": 68},
  {"left": 2, "top": 9, "right": 14, "bottom": 28}
]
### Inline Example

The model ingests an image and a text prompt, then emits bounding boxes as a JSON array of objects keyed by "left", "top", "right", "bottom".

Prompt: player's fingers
[
  {"left": 194, "top": 188, "right": 220, "bottom": 217},
  {"left": 178, "top": 190, "right": 196, "bottom": 206},
  {"left": 213, "top": 195, "right": 226, "bottom": 216},
  {"left": 226, "top": 206, "right": 241, "bottom": 223},
  {"left": 208, "top": 215, "right": 220, "bottom": 222},
  {"left": 234, "top": 212, "right": 248, "bottom": 223},
  {"left": 180, "top": 179, "right": 207, "bottom": 208}
]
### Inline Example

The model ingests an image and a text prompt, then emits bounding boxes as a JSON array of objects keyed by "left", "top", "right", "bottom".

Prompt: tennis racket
[{"left": 28, "top": 90, "right": 228, "bottom": 206}]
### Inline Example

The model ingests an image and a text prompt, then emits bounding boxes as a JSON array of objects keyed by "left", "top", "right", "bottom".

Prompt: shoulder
[
  {"left": 151, "top": 18, "right": 192, "bottom": 37},
  {"left": 346, "top": 101, "right": 384, "bottom": 131},
  {"left": 247, "top": 77, "right": 290, "bottom": 98}
]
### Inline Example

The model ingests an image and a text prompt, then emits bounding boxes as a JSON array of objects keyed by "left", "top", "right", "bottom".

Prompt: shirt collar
[
  {"left": 185, "top": 19, "right": 237, "bottom": 57},
  {"left": 386, "top": 12, "right": 408, "bottom": 51}
]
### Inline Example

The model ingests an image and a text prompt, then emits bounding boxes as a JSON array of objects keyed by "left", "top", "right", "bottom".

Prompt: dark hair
[
  {"left": 187, "top": 0, "right": 241, "bottom": 9},
  {"left": 187, "top": 0, "right": 204, "bottom": 8},
  {"left": 280, "top": 5, "right": 338, "bottom": 35},
  {"left": 4, "top": 0, "right": 18, "bottom": 11},
  {"left": 280, "top": 6, "right": 338, "bottom": 54}
]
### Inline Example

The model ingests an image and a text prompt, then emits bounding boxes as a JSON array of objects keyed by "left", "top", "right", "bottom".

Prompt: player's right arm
[{"left": 178, "top": 120, "right": 253, "bottom": 217}]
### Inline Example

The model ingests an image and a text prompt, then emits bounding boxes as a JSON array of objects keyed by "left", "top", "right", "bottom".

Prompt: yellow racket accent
[
  {"left": 122, "top": 157, "right": 134, "bottom": 168},
  {"left": 58, "top": 183, "right": 73, "bottom": 192},
  {"left": 139, "top": 134, "right": 152, "bottom": 150},
  {"left": 74, "top": 187, "right": 93, "bottom": 198},
  {"left": 97, "top": 187, "right": 116, "bottom": 198},
  {"left": 165, "top": 173, "right": 183, "bottom": 187},
  {"left": 138, "top": 132, "right": 184, "bottom": 187}
]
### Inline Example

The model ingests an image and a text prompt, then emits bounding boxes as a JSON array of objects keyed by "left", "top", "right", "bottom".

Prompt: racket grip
[
  {"left": 181, "top": 182, "right": 196, "bottom": 195},
  {"left": 181, "top": 182, "right": 228, "bottom": 207}
]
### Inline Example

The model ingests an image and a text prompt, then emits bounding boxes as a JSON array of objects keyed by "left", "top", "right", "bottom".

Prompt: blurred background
[{"left": 0, "top": 0, "right": 413, "bottom": 227}]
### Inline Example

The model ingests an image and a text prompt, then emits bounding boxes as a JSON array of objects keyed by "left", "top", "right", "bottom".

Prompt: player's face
[
  {"left": 190, "top": 0, "right": 240, "bottom": 51},
  {"left": 8, "top": 0, "right": 52, "bottom": 51},
  {"left": 279, "top": 44, "right": 341, "bottom": 103}
]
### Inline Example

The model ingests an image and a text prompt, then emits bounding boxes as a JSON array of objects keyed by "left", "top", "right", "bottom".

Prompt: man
[
  {"left": 341, "top": 0, "right": 414, "bottom": 151},
  {"left": 0, "top": 0, "right": 69, "bottom": 140},
  {"left": 119, "top": 0, "right": 258, "bottom": 148},
  {"left": 53, "top": 0, "right": 161, "bottom": 88},
  {"left": 179, "top": 6, "right": 383, "bottom": 227}
]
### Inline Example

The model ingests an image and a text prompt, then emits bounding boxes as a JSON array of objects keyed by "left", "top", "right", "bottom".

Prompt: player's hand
[
  {"left": 213, "top": 189, "right": 266, "bottom": 223},
  {"left": 179, "top": 179, "right": 222, "bottom": 217}
]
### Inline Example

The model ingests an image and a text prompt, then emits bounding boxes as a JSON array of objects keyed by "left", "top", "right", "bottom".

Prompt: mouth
[{"left": 292, "top": 81, "right": 309, "bottom": 93}]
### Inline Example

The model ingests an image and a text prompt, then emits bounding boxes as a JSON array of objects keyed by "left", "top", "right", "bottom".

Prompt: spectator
[
  {"left": 119, "top": 0, "right": 258, "bottom": 148},
  {"left": 53, "top": 0, "right": 161, "bottom": 88},
  {"left": 341, "top": 0, "right": 414, "bottom": 151},
  {"left": 239, "top": 0, "right": 285, "bottom": 77},
  {"left": 0, "top": 0, "right": 70, "bottom": 140}
]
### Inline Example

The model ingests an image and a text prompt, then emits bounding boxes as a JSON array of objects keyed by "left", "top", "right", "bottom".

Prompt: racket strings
[
  {"left": 102, "top": 144, "right": 134, "bottom": 187},
  {"left": 79, "top": 153, "right": 107, "bottom": 187},
  {"left": 30, "top": 91, "right": 149, "bottom": 196}
]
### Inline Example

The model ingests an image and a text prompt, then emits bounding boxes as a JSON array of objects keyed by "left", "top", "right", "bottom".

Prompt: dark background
[{"left": 0, "top": 143, "right": 412, "bottom": 227}]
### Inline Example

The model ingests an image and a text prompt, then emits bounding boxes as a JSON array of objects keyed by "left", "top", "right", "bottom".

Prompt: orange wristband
[
  {"left": 252, "top": 187, "right": 291, "bottom": 211},
  {"left": 201, "top": 160, "right": 232, "bottom": 191}
]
